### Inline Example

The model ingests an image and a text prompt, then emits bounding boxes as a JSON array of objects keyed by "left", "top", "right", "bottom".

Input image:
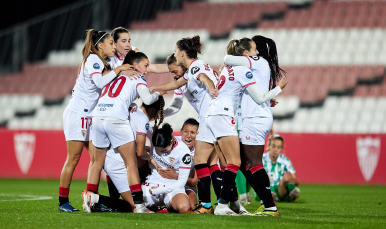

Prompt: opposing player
[
  {"left": 224, "top": 35, "right": 287, "bottom": 216},
  {"left": 143, "top": 123, "right": 192, "bottom": 213},
  {"left": 150, "top": 36, "right": 220, "bottom": 213},
  {"left": 86, "top": 50, "right": 164, "bottom": 213},
  {"left": 59, "top": 29, "right": 131, "bottom": 212},
  {"left": 263, "top": 135, "right": 300, "bottom": 202}
]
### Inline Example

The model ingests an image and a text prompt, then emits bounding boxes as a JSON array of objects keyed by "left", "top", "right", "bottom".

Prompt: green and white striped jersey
[{"left": 262, "top": 152, "right": 296, "bottom": 187}]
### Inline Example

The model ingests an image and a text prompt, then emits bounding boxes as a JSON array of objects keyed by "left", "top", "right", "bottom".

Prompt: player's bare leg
[
  {"left": 86, "top": 147, "right": 107, "bottom": 195},
  {"left": 186, "top": 190, "right": 198, "bottom": 210},
  {"left": 279, "top": 172, "right": 299, "bottom": 201},
  {"left": 192, "top": 140, "right": 215, "bottom": 214},
  {"left": 120, "top": 191, "right": 135, "bottom": 206},
  {"left": 86, "top": 140, "right": 94, "bottom": 183},
  {"left": 169, "top": 193, "right": 190, "bottom": 213}
]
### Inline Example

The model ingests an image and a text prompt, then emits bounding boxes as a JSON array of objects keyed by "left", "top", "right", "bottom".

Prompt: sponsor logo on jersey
[
  {"left": 356, "top": 137, "right": 380, "bottom": 182},
  {"left": 182, "top": 153, "right": 192, "bottom": 165},
  {"left": 250, "top": 56, "right": 260, "bottom": 61},
  {"left": 190, "top": 89, "right": 198, "bottom": 96},
  {"left": 145, "top": 123, "right": 149, "bottom": 130},
  {"left": 246, "top": 71, "right": 253, "bottom": 79},
  {"left": 93, "top": 63, "right": 100, "bottom": 69},
  {"left": 141, "top": 75, "right": 146, "bottom": 82},
  {"left": 191, "top": 66, "right": 200, "bottom": 75},
  {"left": 14, "top": 133, "right": 35, "bottom": 174},
  {"left": 169, "top": 157, "right": 175, "bottom": 164}
]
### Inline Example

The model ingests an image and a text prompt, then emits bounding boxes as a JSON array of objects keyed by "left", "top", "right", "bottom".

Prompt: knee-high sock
[
  {"left": 250, "top": 164, "right": 275, "bottom": 208},
  {"left": 106, "top": 176, "right": 120, "bottom": 199},
  {"left": 240, "top": 164, "right": 262, "bottom": 201},
  {"left": 130, "top": 184, "right": 143, "bottom": 205},
  {"left": 98, "top": 194, "right": 132, "bottom": 212},
  {"left": 59, "top": 187, "right": 69, "bottom": 205},
  {"left": 195, "top": 164, "right": 211, "bottom": 203},
  {"left": 218, "top": 164, "right": 239, "bottom": 204},
  {"left": 209, "top": 165, "right": 222, "bottom": 200}
]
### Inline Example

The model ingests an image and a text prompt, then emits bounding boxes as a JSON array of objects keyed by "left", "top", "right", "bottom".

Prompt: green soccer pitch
[{"left": 0, "top": 179, "right": 385, "bottom": 229}]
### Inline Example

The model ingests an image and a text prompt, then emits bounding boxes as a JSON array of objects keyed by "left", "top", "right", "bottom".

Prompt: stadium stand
[{"left": 1, "top": 0, "right": 385, "bottom": 133}]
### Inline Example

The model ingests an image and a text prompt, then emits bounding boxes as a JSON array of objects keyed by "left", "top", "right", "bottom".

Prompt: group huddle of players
[{"left": 57, "top": 26, "right": 299, "bottom": 216}]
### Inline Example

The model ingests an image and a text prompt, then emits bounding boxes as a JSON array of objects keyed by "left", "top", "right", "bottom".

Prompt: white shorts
[
  {"left": 239, "top": 117, "right": 273, "bottom": 145},
  {"left": 207, "top": 115, "right": 238, "bottom": 139},
  {"left": 185, "top": 186, "right": 197, "bottom": 195},
  {"left": 91, "top": 117, "right": 135, "bottom": 148},
  {"left": 196, "top": 116, "right": 216, "bottom": 144},
  {"left": 142, "top": 184, "right": 186, "bottom": 208},
  {"left": 63, "top": 109, "right": 92, "bottom": 141},
  {"left": 104, "top": 156, "right": 130, "bottom": 193}
]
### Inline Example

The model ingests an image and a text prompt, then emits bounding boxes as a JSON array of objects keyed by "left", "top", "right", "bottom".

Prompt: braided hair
[
  {"left": 142, "top": 96, "right": 165, "bottom": 132},
  {"left": 252, "top": 35, "right": 286, "bottom": 89}
]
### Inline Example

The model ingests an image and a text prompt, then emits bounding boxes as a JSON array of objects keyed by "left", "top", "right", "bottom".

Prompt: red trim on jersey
[
  {"left": 179, "top": 166, "right": 191, "bottom": 169},
  {"left": 174, "top": 92, "right": 183, "bottom": 95},
  {"left": 136, "top": 83, "right": 147, "bottom": 89},
  {"left": 183, "top": 75, "right": 188, "bottom": 81},
  {"left": 191, "top": 59, "right": 198, "bottom": 65},
  {"left": 225, "top": 164, "right": 240, "bottom": 174},
  {"left": 243, "top": 82, "right": 256, "bottom": 88},
  {"left": 195, "top": 73, "right": 204, "bottom": 80},
  {"left": 89, "top": 72, "right": 102, "bottom": 77},
  {"left": 137, "top": 132, "right": 146, "bottom": 136},
  {"left": 246, "top": 56, "right": 252, "bottom": 68},
  {"left": 172, "top": 136, "right": 178, "bottom": 149}
]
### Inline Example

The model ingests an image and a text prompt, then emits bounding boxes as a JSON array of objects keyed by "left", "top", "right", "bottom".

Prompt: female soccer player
[
  {"left": 86, "top": 50, "right": 164, "bottom": 213},
  {"left": 144, "top": 123, "right": 192, "bottom": 213},
  {"left": 224, "top": 35, "right": 287, "bottom": 216},
  {"left": 59, "top": 29, "right": 131, "bottom": 212},
  {"left": 150, "top": 36, "right": 219, "bottom": 214}
]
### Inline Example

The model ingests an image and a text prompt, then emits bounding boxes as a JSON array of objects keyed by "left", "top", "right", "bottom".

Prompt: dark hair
[
  {"left": 123, "top": 50, "right": 148, "bottom": 65},
  {"left": 181, "top": 118, "right": 199, "bottom": 130},
  {"left": 142, "top": 96, "right": 165, "bottom": 131},
  {"left": 166, "top": 53, "right": 177, "bottom": 65},
  {"left": 252, "top": 35, "right": 286, "bottom": 89},
  {"left": 152, "top": 123, "right": 173, "bottom": 148},
  {"left": 176, "top": 35, "right": 202, "bottom": 59},
  {"left": 227, "top": 38, "right": 253, "bottom": 56},
  {"left": 111, "top": 27, "right": 129, "bottom": 43},
  {"left": 80, "top": 29, "right": 111, "bottom": 75}
]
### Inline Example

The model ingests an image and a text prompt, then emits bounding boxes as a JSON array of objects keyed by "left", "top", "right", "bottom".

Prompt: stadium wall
[{"left": 0, "top": 130, "right": 385, "bottom": 185}]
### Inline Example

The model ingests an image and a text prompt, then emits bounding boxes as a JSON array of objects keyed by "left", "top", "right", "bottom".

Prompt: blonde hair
[{"left": 226, "top": 38, "right": 253, "bottom": 56}]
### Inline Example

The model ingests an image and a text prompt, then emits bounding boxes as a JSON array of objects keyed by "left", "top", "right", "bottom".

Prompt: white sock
[
  {"left": 217, "top": 203, "right": 228, "bottom": 209},
  {"left": 91, "top": 193, "right": 99, "bottom": 205},
  {"left": 265, "top": 206, "right": 277, "bottom": 211}
]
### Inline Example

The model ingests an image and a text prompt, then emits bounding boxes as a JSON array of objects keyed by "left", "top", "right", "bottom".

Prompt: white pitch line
[{"left": 0, "top": 193, "right": 53, "bottom": 201}]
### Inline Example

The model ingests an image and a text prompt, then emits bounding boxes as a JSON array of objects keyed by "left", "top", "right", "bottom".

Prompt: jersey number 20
[{"left": 100, "top": 76, "right": 126, "bottom": 98}]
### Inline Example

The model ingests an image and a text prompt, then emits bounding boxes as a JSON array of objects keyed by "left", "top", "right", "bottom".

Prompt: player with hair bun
[
  {"left": 84, "top": 50, "right": 165, "bottom": 213},
  {"left": 151, "top": 36, "right": 220, "bottom": 214},
  {"left": 224, "top": 35, "right": 287, "bottom": 216},
  {"left": 59, "top": 29, "right": 131, "bottom": 212}
]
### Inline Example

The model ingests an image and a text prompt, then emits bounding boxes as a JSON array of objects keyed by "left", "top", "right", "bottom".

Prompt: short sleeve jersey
[
  {"left": 263, "top": 152, "right": 296, "bottom": 187},
  {"left": 207, "top": 65, "right": 255, "bottom": 117},
  {"left": 147, "top": 136, "right": 192, "bottom": 187},
  {"left": 175, "top": 136, "right": 196, "bottom": 179},
  {"left": 66, "top": 54, "right": 105, "bottom": 116},
  {"left": 110, "top": 54, "right": 124, "bottom": 70},
  {"left": 106, "top": 108, "right": 150, "bottom": 163},
  {"left": 182, "top": 59, "right": 218, "bottom": 120},
  {"left": 241, "top": 56, "right": 273, "bottom": 118},
  {"left": 92, "top": 74, "right": 147, "bottom": 120}
]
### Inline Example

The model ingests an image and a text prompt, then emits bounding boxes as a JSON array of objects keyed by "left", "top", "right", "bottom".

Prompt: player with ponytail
[
  {"left": 59, "top": 29, "right": 131, "bottom": 212},
  {"left": 224, "top": 36, "right": 287, "bottom": 216}
]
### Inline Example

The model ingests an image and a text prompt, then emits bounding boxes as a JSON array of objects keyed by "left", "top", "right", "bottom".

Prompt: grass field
[{"left": 0, "top": 179, "right": 385, "bottom": 229}]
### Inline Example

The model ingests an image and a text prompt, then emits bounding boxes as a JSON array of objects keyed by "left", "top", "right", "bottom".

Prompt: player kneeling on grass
[{"left": 263, "top": 135, "right": 300, "bottom": 202}]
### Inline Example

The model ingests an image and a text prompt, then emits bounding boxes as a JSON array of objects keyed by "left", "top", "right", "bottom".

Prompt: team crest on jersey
[
  {"left": 191, "top": 66, "right": 200, "bottom": 75},
  {"left": 246, "top": 71, "right": 253, "bottom": 79},
  {"left": 356, "top": 137, "right": 380, "bottom": 182},
  {"left": 145, "top": 123, "right": 149, "bottom": 130},
  {"left": 141, "top": 75, "right": 146, "bottom": 82},
  {"left": 14, "top": 133, "right": 36, "bottom": 174},
  {"left": 169, "top": 157, "right": 175, "bottom": 164},
  {"left": 81, "top": 130, "right": 87, "bottom": 137},
  {"left": 182, "top": 153, "right": 191, "bottom": 165},
  {"left": 93, "top": 63, "right": 100, "bottom": 69}
]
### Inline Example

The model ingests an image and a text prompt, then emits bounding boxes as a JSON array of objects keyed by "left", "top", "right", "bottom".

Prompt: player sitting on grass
[{"left": 263, "top": 135, "right": 300, "bottom": 202}]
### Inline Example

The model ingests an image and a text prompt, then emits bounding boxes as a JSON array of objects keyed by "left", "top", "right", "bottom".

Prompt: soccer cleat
[
  {"left": 157, "top": 207, "right": 169, "bottom": 213},
  {"left": 236, "top": 205, "right": 252, "bottom": 216},
  {"left": 58, "top": 202, "right": 79, "bottom": 213},
  {"left": 81, "top": 190, "right": 94, "bottom": 213},
  {"left": 94, "top": 203, "right": 114, "bottom": 212},
  {"left": 214, "top": 205, "right": 239, "bottom": 216},
  {"left": 134, "top": 204, "right": 154, "bottom": 213},
  {"left": 289, "top": 188, "right": 300, "bottom": 202},
  {"left": 255, "top": 210, "right": 280, "bottom": 217},
  {"left": 192, "top": 204, "right": 214, "bottom": 214},
  {"left": 253, "top": 204, "right": 265, "bottom": 214}
]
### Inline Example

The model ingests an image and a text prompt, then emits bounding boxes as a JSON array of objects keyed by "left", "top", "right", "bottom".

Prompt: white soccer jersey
[
  {"left": 106, "top": 107, "right": 150, "bottom": 162},
  {"left": 182, "top": 59, "right": 218, "bottom": 119},
  {"left": 92, "top": 74, "right": 147, "bottom": 120},
  {"left": 241, "top": 56, "right": 273, "bottom": 118},
  {"left": 263, "top": 152, "right": 296, "bottom": 186},
  {"left": 207, "top": 65, "right": 255, "bottom": 117},
  {"left": 175, "top": 136, "right": 195, "bottom": 178},
  {"left": 147, "top": 136, "right": 192, "bottom": 187},
  {"left": 110, "top": 54, "right": 124, "bottom": 69},
  {"left": 66, "top": 54, "right": 104, "bottom": 116}
]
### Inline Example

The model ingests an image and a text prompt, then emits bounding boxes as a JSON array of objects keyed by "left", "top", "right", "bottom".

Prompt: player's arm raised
[{"left": 150, "top": 76, "right": 187, "bottom": 93}]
